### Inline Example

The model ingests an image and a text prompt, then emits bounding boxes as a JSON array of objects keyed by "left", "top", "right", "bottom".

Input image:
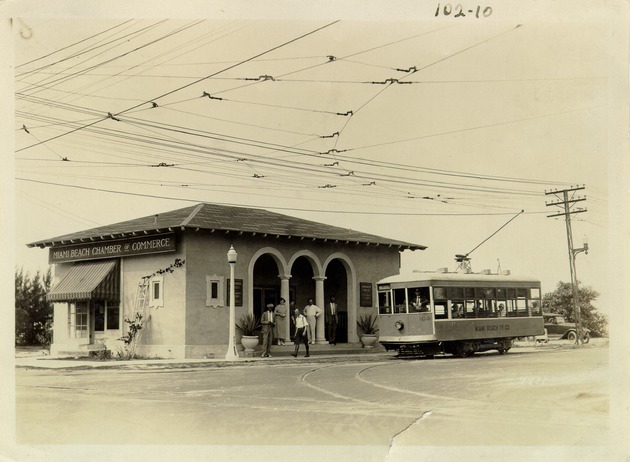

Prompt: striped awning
[{"left": 47, "top": 259, "right": 120, "bottom": 302}]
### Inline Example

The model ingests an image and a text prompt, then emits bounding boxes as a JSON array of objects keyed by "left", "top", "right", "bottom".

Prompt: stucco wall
[
  {"left": 121, "top": 243, "right": 188, "bottom": 358},
  {"left": 183, "top": 231, "right": 404, "bottom": 350}
]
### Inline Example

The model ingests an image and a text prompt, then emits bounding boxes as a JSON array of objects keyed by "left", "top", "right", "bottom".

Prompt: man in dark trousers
[
  {"left": 261, "top": 303, "right": 275, "bottom": 357},
  {"left": 327, "top": 296, "right": 339, "bottom": 345}
]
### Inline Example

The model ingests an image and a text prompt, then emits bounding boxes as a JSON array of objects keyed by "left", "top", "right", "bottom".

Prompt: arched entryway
[
  {"left": 324, "top": 258, "right": 348, "bottom": 343},
  {"left": 252, "top": 254, "right": 282, "bottom": 322}
]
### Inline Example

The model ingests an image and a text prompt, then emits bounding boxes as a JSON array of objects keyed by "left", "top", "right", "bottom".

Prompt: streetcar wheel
[
  {"left": 456, "top": 343, "right": 468, "bottom": 358},
  {"left": 466, "top": 351, "right": 475, "bottom": 357},
  {"left": 425, "top": 354, "right": 435, "bottom": 360},
  {"left": 498, "top": 349, "right": 508, "bottom": 355},
  {"left": 566, "top": 331, "right": 577, "bottom": 342}
]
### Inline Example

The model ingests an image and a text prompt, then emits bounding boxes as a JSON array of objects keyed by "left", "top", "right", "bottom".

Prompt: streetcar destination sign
[{"left": 49, "top": 233, "right": 176, "bottom": 263}]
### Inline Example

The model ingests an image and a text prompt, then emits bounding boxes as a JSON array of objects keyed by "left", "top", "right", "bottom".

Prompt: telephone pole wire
[{"left": 545, "top": 185, "right": 588, "bottom": 345}]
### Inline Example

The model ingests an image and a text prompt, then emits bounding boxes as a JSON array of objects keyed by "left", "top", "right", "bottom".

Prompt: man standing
[
  {"left": 261, "top": 303, "right": 275, "bottom": 357},
  {"left": 327, "top": 296, "right": 339, "bottom": 345},
  {"left": 303, "top": 298, "right": 321, "bottom": 344}
]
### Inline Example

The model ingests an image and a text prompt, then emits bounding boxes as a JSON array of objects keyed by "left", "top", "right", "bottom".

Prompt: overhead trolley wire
[
  {"left": 16, "top": 20, "right": 170, "bottom": 93},
  {"left": 16, "top": 20, "right": 340, "bottom": 154},
  {"left": 16, "top": 19, "right": 136, "bottom": 71},
  {"left": 17, "top": 177, "right": 549, "bottom": 217}
]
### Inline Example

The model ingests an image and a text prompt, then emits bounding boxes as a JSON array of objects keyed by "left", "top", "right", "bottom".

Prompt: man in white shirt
[
  {"left": 304, "top": 299, "right": 322, "bottom": 344},
  {"left": 291, "top": 308, "right": 310, "bottom": 357},
  {"left": 327, "top": 296, "right": 339, "bottom": 345}
]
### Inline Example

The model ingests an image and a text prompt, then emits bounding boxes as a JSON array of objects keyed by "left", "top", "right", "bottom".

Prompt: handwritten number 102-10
[{"left": 435, "top": 4, "right": 493, "bottom": 18}]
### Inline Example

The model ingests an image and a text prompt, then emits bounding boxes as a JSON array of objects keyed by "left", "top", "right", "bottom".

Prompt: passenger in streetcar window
[
  {"left": 451, "top": 303, "right": 463, "bottom": 318},
  {"left": 411, "top": 289, "right": 422, "bottom": 310},
  {"left": 411, "top": 289, "right": 430, "bottom": 312},
  {"left": 497, "top": 303, "right": 505, "bottom": 317}
]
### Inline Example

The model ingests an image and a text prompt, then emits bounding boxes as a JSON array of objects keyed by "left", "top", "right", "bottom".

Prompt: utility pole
[{"left": 545, "top": 186, "right": 588, "bottom": 345}]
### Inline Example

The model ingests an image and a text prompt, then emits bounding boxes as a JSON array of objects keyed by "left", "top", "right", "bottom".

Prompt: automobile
[{"left": 540, "top": 313, "right": 590, "bottom": 343}]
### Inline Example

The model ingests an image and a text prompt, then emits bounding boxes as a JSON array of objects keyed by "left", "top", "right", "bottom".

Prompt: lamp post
[
  {"left": 225, "top": 245, "right": 239, "bottom": 360},
  {"left": 570, "top": 236, "right": 589, "bottom": 345}
]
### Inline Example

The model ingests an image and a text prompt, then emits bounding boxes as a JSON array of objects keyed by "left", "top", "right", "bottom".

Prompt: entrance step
[{"left": 240, "top": 342, "right": 385, "bottom": 358}]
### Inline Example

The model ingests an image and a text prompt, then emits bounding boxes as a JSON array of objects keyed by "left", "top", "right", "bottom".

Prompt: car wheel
[
  {"left": 566, "top": 331, "right": 577, "bottom": 342},
  {"left": 583, "top": 332, "right": 590, "bottom": 344}
]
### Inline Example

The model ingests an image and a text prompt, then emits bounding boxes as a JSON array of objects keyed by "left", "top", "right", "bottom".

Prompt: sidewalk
[{"left": 15, "top": 342, "right": 390, "bottom": 370}]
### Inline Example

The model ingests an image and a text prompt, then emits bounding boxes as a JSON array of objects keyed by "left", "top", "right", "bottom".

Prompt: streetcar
[{"left": 376, "top": 270, "right": 544, "bottom": 358}]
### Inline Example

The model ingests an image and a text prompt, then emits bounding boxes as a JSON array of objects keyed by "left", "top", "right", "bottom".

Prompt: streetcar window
[
  {"left": 529, "top": 288, "right": 542, "bottom": 315},
  {"left": 485, "top": 299, "right": 497, "bottom": 317},
  {"left": 464, "top": 287, "right": 475, "bottom": 299},
  {"left": 451, "top": 302, "right": 464, "bottom": 319},
  {"left": 516, "top": 297, "right": 528, "bottom": 316},
  {"left": 465, "top": 300, "right": 476, "bottom": 318},
  {"left": 393, "top": 288, "right": 407, "bottom": 314},
  {"left": 447, "top": 287, "right": 464, "bottom": 299},
  {"left": 530, "top": 300, "right": 542, "bottom": 316},
  {"left": 496, "top": 288, "right": 507, "bottom": 300},
  {"left": 433, "top": 287, "right": 447, "bottom": 300},
  {"left": 409, "top": 287, "right": 430, "bottom": 312},
  {"left": 507, "top": 288, "right": 516, "bottom": 299},
  {"left": 506, "top": 299, "right": 518, "bottom": 317},
  {"left": 434, "top": 302, "right": 447, "bottom": 319},
  {"left": 378, "top": 291, "right": 391, "bottom": 314}
]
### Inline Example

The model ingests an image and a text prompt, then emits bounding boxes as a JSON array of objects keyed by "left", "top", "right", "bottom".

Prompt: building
[{"left": 27, "top": 203, "right": 426, "bottom": 358}]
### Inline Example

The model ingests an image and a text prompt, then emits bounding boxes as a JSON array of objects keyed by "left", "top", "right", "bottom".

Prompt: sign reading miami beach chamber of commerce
[{"left": 49, "top": 233, "right": 176, "bottom": 263}]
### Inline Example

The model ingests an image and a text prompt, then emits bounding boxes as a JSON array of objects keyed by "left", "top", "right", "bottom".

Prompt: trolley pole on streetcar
[{"left": 545, "top": 186, "right": 588, "bottom": 345}]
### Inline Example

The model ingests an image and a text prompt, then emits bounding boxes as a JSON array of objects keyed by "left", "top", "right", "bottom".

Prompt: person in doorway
[
  {"left": 274, "top": 298, "right": 287, "bottom": 345},
  {"left": 260, "top": 303, "right": 275, "bottom": 357},
  {"left": 327, "top": 296, "right": 339, "bottom": 345},
  {"left": 304, "top": 298, "right": 322, "bottom": 344},
  {"left": 291, "top": 307, "right": 310, "bottom": 357}
]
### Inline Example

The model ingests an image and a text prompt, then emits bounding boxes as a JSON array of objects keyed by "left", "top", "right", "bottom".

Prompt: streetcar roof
[{"left": 377, "top": 271, "right": 540, "bottom": 286}]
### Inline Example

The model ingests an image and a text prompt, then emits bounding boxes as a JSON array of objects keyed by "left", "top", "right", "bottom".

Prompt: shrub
[
  {"left": 117, "top": 313, "right": 143, "bottom": 360},
  {"left": 236, "top": 314, "right": 260, "bottom": 336},
  {"left": 357, "top": 314, "right": 378, "bottom": 335}
]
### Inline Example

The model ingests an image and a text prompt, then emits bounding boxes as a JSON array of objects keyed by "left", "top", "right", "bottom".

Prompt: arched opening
[
  {"left": 325, "top": 258, "right": 349, "bottom": 343},
  {"left": 252, "top": 254, "right": 281, "bottom": 322},
  {"left": 290, "top": 256, "right": 316, "bottom": 310}
]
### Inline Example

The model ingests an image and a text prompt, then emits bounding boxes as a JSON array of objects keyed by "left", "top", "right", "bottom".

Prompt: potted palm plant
[
  {"left": 236, "top": 314, "right": 261, "bottom": 352},
  {"left": 357, "top": 314, "right": 379, "bottom": 348}
]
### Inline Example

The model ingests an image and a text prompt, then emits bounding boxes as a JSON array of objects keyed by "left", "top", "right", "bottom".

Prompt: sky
[{"left": 3, "top": 1, "right": 628, "bottom": 321}]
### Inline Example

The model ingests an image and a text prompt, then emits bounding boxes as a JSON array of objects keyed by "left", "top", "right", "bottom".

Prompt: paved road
[{"left": 14, "top": 343, "right": 609, "bottom": 461}]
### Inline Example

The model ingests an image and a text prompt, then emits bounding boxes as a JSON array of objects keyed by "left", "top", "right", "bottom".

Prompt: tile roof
[{"left": 27, "top": 203, "right": 427, "bottom": 250}]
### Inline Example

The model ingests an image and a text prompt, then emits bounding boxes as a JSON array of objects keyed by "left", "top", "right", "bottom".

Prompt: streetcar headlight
[{"left": 395, "top": 320, "right": 404, "bottom": 331}]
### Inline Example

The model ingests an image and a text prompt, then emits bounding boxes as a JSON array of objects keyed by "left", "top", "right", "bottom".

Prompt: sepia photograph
[{"left": 1, "top": 1, "right": 628, "bottom": 461}]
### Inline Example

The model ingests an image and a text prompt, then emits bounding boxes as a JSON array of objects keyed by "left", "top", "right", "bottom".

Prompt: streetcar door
[{"left": 408, "top": 285, "right": 435, "bottom": 335}]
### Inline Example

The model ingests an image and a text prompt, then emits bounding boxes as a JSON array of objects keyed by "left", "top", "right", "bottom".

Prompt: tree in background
[
  {"left": 542, "top": 281, "right": 608, "bottom": 337},
  {"left": 15, "top": 267, "right": 53, "bottom": 347}
]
